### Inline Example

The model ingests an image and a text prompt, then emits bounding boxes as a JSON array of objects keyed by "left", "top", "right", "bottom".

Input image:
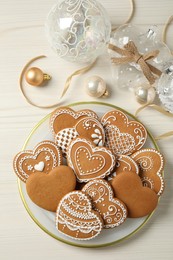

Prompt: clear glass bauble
[
  {"left": 110, "top": 24, "right": 172, "bottom": 89},
  {"left": 156, "top": 60, "right": 173, "bottom": 113},
  {"left": 45, "top": 0, "right": 111, "bottom": 63}
]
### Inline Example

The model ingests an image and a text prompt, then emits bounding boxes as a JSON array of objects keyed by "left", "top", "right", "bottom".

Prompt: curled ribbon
[{"left": 109, "top": 41, "right": 162, "bottom": 85}]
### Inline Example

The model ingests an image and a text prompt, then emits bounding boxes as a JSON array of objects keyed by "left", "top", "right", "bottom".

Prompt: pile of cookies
[{"left": 13, "top": 106, "right": 165, "bottom": 241}]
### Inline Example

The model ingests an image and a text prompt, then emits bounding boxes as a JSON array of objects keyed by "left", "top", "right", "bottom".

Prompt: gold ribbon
[
  {"left": 155, "top": 131, "right": 173, "bottom": 141},
  {"left": 135, "top": 103, "right": 173, "bottom": 118},
  {"left": 111, "top": 0, "right": 135, "bottom": 32},
  {"left": 109, "top": 41, "right": 162, "bottom": 85},
  {"left": 19, "top": 56, "right": 96, "bottom": 109},
  {"left": 162, "top": 15, "right": 173, "bottom": 55}
]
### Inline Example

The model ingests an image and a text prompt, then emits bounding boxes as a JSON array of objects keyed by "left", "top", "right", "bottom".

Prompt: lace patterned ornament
[{"left": 45, "top": 0, "right": 111, "bottom": 63}]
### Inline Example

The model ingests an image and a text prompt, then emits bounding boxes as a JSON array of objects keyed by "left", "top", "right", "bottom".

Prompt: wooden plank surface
[{"left": 0, "top": 0, "right": 173, "bottom": 259}]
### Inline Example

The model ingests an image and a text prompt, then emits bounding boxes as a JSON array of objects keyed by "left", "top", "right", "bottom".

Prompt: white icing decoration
[
  {"left": 131, "top": 148, "right": 165, "bottom": 196},
  {"left": 82, "top": 179, "right": 127, "bottom": 228},
  {"left": 27, "top": 165, "right": 33, "bottom": 171},
  {"left": 56, "top": 191, "right": 103, "bottom": 240},
  {"left": 101, "top": 110, "right": 147, "bottom": 155},
  {"left": 67, "top": 137, "right": 116, "bottom": 182},
  {"left": 13, "top": 141, "right": 62, "bottom": 182},
  {"left": 105, "top": 125, "right": 135, "bottom": 155},
  {"left": 34, "top": 161, "right": 45, "bottom": 172},
  {"left": 45, "top": 155, "right": 50, "bottom": 161},
  {"left": 55, "top": 128, "right": 78, "bottom": 157},
  {"left": 75, "top": 117, "right": 105, "bottom": 146},
  {"left": 108, "top": 155, "right": 139, "bottom": 181},
  {"left": 50, "top": 108, "right": 98, "bottom": 135}
]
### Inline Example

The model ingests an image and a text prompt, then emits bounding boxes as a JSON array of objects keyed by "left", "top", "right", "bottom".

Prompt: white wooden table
[{"left": 1, "top": 0, "right": 173, "bottom": 259}]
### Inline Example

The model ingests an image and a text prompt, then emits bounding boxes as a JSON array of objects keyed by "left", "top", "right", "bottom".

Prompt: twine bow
[{"left": 109, "top": 41, "right": 162, "bottom": 85}]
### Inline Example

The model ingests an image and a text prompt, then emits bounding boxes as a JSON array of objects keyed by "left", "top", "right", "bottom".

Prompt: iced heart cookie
[
  {"left": 75, "top": 117, "right": 105, "bottom": 146},
  {"left": 26, "top": 166, "right": 76, "bottom": 211},
  {"left": 56, "top": 190, "right": 103, "bottom": 240},
  {"left": 67, "top": 137, "right": 116, "bottom": 182},
  {"left": 131, "top": 149, "right": 165, "bottom": 196},
  {"left": 111, "top": 171, "right": 158, "bottom": 218},
  {"left": 108, "top": 155, "right": 139, "bottom": 181},
  {"left": 82, "top": 179, "right": 127, "bottom": 228},
  {"left": 55, "top": 117, "right": 105, "bottom": 157},
  {"left": 101, "top": 110, "right": 147, "bottom": 155},
  {"left": 50, "top": 106, "right": 98, "bottom": 135},
  {"left": 13, "top": 141, "right": 62, "bottom": 182}
]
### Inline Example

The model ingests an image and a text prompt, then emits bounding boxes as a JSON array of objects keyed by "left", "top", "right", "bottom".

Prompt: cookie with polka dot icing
[
  {"left": 56, "top": 190, "right": 103, "bottom": 240},
  {"left": 82, "top": 179, "right": 127, "bottom": 228},
  {"left": 67, "top": 137, "right": 116, "bottom": 183},
  {"left": 131, "top": 148, "right": 165, "bottom": 196},
  {"left": 107, "top": 155, "right": 139, "bottom": 182},
  {"left": 101, "top": 110, "right": 147, "bottom": 156},
  {"left": 26, "top": 166, "right": 76, "bottom": 211},
  {"left": 13, "top": 140, "right": 62, "bottom": 182},
  {"left": 55, "top": 116, "right": 105, "bottom": 157}
]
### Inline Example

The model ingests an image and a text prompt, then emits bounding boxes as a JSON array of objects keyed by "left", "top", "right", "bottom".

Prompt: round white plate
[{"left": 18, "top": 101, "right": 159, "bottom": 247}]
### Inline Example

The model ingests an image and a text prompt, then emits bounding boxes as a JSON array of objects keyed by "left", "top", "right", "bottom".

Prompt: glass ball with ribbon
[
  {"left": 109, "top": 24, "right": 171, "bottom": 90},
  {"left": 45, "top": 0, "right": 111, "bottom": 63}
]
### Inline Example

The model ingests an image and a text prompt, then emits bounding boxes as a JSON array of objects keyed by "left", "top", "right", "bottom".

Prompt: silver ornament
[
  {"left": 45, "top": 0, "right": 111, "bottom": 63},
  {"left": 85, "top": 76, "right": 108, "bottom": 98},
  {"left": 156, "top": 60, "right": 173, "bottom": 113}
]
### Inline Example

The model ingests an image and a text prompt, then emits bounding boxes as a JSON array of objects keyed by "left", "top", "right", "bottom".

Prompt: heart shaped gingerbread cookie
[
  {"left": 131, "top": 148, "right": 165, "bottom": 196},
  {"left": 111, "top": 171, "right": 158, "bottom": 218},
  {"left": 56, "top": 190, "right": 103, "bottom": 240},
  {"left": 82, "top": 179, "right": 127, "bottom": 228},
  {"left": 26, "top": 166, "right": 76, "bottom": 211},
  {"left": 101, "top": 110, "right": 147, "bottom": 155},
  {"left": 67, "top": 137, "right": 116, "bottom": 182},
  {"left": 50, "top": 107, "right": 98, "bottom": 135},
  {"left": 55, "top": 117, "right": 105, "bottom": 157},
  {"left": 13, "top": 140, "right": 62, "bottom": 182}
]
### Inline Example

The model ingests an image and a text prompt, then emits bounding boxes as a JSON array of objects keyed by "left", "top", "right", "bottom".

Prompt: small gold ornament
[
  {"left": 85, "top": 76, "right": 109, "bottom": 98},
  {"left": 25, "top": 67, "right": 51, "bottom": 86},
  {"left": 135, "top": 85, "right": 156, "bottom": 104}
]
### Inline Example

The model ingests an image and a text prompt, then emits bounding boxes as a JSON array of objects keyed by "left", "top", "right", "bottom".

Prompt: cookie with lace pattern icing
[
  {"left": 55, "top": 116, "right": 105, "bottom": 157},
  {"left": 50, "top": 106, "right": 98, "bottom": 135},
  {"left": 131, "top": 148, "right": 165, "bottom": 196},
  {"left": 107, "top": 155, "right": 139, "bottom": 182},
  {"left": 82, "top": 179, "right": 127, "bottom": 228},
  {"left": 101, "top": 110, "right": 147, "bottom": 156},
  {"left": 26, "top": 166, "right": 76, "bottom": 211},
  {"left": 67, "top": 137, "right": 116, "bottom": 182},
  {"left": 13, "top": 140, "right": 63, "bottom": 182},
  {"left": 56, "top": 190, "right": 103, "bottom": 240},
  {"left": 111, "top": 171, "right": 158, "bottom": 218}
]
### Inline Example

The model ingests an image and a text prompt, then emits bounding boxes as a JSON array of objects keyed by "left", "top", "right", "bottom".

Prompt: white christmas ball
[{"left": 45, "top": 0, "right": 111, "bottom": 63}]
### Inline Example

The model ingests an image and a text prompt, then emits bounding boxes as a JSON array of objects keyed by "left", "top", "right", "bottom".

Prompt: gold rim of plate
[{"left": 18, "top": 101, "right": 161, "bottom": 248}]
